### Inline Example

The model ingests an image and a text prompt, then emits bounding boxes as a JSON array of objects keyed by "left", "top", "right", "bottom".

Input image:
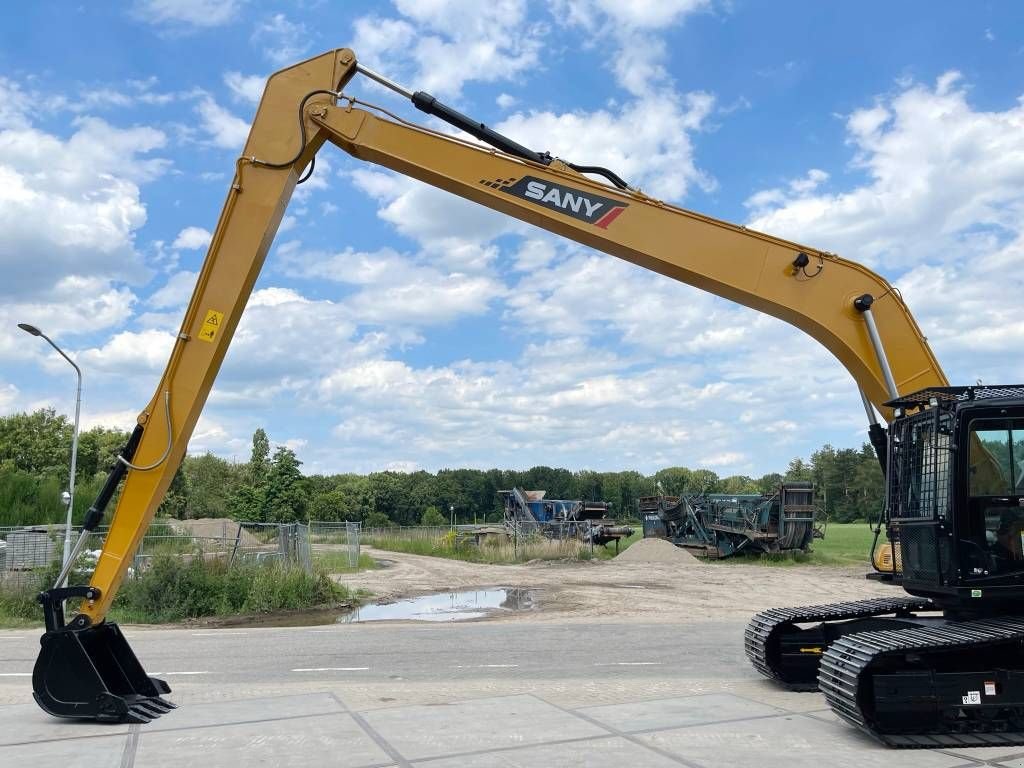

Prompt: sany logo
[
  {"left": 523, "top": 180, "right": 606, "bottom": 218},
  {"left": 482, "top": 175, "right": 628, "bottom": 229}
]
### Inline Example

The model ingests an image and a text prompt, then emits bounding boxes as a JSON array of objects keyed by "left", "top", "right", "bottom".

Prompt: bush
[
  {"left": 0, "top": 568, "right": 55, "bottom": 625},
  {"left": 113, "top": 556, "right": 349, "bottom": 623},
  {"left": 0, "top": 556, "right": 353, "bottom": 627}
]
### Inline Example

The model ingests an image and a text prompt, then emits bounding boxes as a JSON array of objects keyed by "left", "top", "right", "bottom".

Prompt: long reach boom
[{"left": 33, "top": 48, "right": 946, "bottom": 726}]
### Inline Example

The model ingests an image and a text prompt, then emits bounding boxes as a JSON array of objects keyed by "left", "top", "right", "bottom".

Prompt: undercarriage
[{"left": 747, "top": 597, "right": 1024, "bottom": 747}]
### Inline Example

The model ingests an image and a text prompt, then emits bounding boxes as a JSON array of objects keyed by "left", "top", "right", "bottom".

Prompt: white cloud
[
  {"left": 0, "top": 96, "right": 166, "bottom": 299},
  {"left": 736, "top": 64, "right": 1024, "bottom": 441},
  {"left": 701, "top": 451, "right": 746, "bottom": 469},
  {"left": 551, "top": 0, "right": 712, "bottom": 96},
  {"left": 497, "top": 90, "right": 716, "bottom": 199},
  {"left": 79, "top": 409, "right": 140, "bottom": 432},
  {"left": 280, "top": 437, "right": 307, "bottom": 451},
  {"left": 349, "top": 169, "right": 520, "bottom": 249},
  {"left": 0, "top": 78, "right": 32, "bottom": 130},
  {"left": 214, "top": 287, "right": 359, "bottom": 389},
  {"left": 3, "top": 278, "right": 136, "bottom": 341},
  {"left": 0, "top": 381, "right": 19, "bottom": 415},
  {"left": 189, "top": 414, "right": 248, "bottom": 456},
  {"left": 310, "top": 334, "right": 814, "bottom": 473},
  {"left": 746, "top": 72, "right": 1024, "bottom": 269},
  {"left": 897, "top": 232, "right": 1024, "bottom": 383},
  {"left": 132, "top": 0, "right": 244, "bottom": 28},
  {"left": 252, "top": 14, "right": 310, "bottom": 66},
  {"left": 555, "top": 0, "right": 711, "bottom": 29},
  {"left": 496, "top": 93, "right": 517, "bottom": 109},
  {"left": 195, "top": 96, "right": 249, "bottom": 150},
  {"left": 223, "top": 71, "right": 265, "bottom": 105},
  {"left": 350, "top": 0, "right": 544, "bottom": 98},
  {"left": 278, "top": 242, "right": 505, "bottom": 329},
  {"left": 76, "top": 329, "right": 177, "bottom": 376},
  {"left": 172, "top": 226, "right": 211, "bottom": 250},
  {"left": 148, "top": 270, "right": 198, "bottom": 310}
]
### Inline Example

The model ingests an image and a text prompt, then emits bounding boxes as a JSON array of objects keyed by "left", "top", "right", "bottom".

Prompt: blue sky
[{"left": 1, "top": 1, "right": 1022, "bottom": 476}]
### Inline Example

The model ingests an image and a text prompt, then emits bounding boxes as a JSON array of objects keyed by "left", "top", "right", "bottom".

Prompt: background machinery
[
  {"left": 499, "top": 488, "right": 631, "bottom": 547},
  {"left": 30, "top": 48, "right": 1024, "bottom": 747},
  {"left": 639, "top": 482, "right": 821, "bottom": 558}
]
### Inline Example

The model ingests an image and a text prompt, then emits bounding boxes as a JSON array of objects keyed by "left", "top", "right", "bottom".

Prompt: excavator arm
[{"left": 33, "top": 47, "right": 946, "bottom": 723}]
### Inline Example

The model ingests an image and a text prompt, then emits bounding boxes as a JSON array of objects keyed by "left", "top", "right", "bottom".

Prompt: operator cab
[{"left": 885, "top": 386, "right": 1024, "bottom": 609}]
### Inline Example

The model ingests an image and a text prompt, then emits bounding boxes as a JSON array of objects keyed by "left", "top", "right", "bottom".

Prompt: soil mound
[
  {"left": 615, "top": 537, "right": 700, "bottom": 565},
  {"left": 172, "top": 518, "right": 262, "bottom": 547}
]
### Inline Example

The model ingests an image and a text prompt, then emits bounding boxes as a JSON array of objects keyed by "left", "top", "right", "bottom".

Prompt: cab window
[
  {"left": 969, "top": 421, "right": 1018, "bottom": 496},
  {"left": 965, "top": 419, "right": 1024, "bottom": 576}
]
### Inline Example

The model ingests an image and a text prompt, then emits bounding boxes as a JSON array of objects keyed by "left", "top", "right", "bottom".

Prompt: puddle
[
  {"left": 341, "top": 587, "right": 538, "bottom": 623},
  {"left": 192, "top": 588, "right": 539, "bottom": 628}
]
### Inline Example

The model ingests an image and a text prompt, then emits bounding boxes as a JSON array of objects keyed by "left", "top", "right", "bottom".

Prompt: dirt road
[{"left": 336, "top": 546, "right": 897, "bottom": 623}]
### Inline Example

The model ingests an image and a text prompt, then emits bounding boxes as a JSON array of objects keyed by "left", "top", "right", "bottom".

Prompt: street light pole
[{"left": 18, "top": 323, "right": 82, "bottom": 577}]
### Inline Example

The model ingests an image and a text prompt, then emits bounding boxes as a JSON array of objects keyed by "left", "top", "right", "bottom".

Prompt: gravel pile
[
  {"left": 614, "top": 537, "right": 700, "bottom": 565},
  {"left": 172, "top": 518, "right": 262, "bottom": 547}
]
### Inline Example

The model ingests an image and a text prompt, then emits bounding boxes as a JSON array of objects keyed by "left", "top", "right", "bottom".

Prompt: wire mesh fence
[
  {"left": 0, "top": 519, "right": 374, "bottom": 593},
  {"left": 309, "top": 521, "right": 362, "bottom": 569}
]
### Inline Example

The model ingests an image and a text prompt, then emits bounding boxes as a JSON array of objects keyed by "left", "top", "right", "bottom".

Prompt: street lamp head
[{"left": 17, "top": 322, "right": 43, "bottom": 337}]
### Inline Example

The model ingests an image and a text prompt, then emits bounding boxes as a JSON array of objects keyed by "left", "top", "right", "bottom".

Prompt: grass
[
  {"left": 314, "top": 551, "right": 378, "bottom": 573},
  {"left": 594, "top": 529, "right": 643, "bottom": 560},
  {"left": 0, "top": 555, "right": 356, "bottom": 628},
  {"left": 364, "top": 530, "right": 599, "bottom": 564},
  {"left": 710, "top": 521, "right": 879, "bottom": 568},
  {"left": 360, "top": 525, "right": 642, "bottom": 564}
]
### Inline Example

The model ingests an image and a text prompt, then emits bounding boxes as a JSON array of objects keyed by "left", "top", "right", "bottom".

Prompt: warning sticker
[
  {"left": 985, "top": 681, "right": 997, "bottom": 696},
  {"left": 962, "top": 691, "right": 981, "bottom": 705},
  {"left": 197, "top": 309, "right": 224, "bottom": 343}
]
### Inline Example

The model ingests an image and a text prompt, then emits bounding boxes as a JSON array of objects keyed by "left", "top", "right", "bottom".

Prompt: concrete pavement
[{"left": 0, "top": 620, "right": 1019, "bottom": 767}]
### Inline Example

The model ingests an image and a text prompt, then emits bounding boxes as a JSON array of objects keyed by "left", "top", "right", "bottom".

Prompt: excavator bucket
[{"left": 33, "top": 584, "right": 174, "bottom": 723}]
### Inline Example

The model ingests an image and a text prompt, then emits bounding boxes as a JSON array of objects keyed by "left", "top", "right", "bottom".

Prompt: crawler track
[
  {"left": 745, "top": 596, "right": 932, "bottom": 690},
  {"left": 819, "top": 616, "right": 1024, "bottom": 748}
]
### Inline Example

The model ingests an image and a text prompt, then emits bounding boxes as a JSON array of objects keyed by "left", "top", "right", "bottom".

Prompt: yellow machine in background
[{"left": 872, "top": 536, "right": 902, "bottom": 575}]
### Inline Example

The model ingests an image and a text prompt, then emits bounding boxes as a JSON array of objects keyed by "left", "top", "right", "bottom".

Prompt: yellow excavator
[{"left": 32, "top": 49, "right": 1024, "bottom": 747}]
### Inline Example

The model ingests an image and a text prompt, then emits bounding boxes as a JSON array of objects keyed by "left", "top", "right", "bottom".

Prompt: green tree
[
  {"left": 262, "top": 446, "right": 307, "bottom": 523},
  {"left": 420, "top": 506, "right": 447, "bottom": 526},
  {"left": 227, "top": 483, "right": 262, "bottom": 521},
  {"left": 0, "top": 409, "right": 72, "bottom": 476},
  {"left": 756, "top": 472, "right": 785, "bottom": 495},
  {"left": 785, "top": 457, "right": 812, "bottom": 482},
  {"left": 720, "top": 475, "right": 758, "bottom": 494},
  {"left": 158, "top": 464, "right": 190, "bottom": 519},
  {"left": 689, "top": 469, "right": 721, "bottom": 493},
  {"left": 652, "top": 467, "right": 693, "bottom": 496},
  {"left": 248, "top": 428, "right": 271, "bottom": 486},
  {"left": 309, "top": 489, "right": 365, "bottom": 522},
  {"left": 181, "top": 453, "right": 239, "bottom": 519},
  {"left": 76, "top": 426, "right": 130, "bottom": 479}
]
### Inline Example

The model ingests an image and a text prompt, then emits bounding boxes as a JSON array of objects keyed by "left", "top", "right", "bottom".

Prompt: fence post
[
  {"left": 228, "top": 523, "right": 243, "bottom": 567},
  {"left": 297, "top": 523, "right": 312, "bottom": 574},
  {"left": 346, "top": 521, "right": 360, "bottom": 568}
]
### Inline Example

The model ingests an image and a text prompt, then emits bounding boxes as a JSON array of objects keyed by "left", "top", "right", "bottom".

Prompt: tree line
[{"left": 0, "top": 408, "right": 886, "bottom": 528}]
